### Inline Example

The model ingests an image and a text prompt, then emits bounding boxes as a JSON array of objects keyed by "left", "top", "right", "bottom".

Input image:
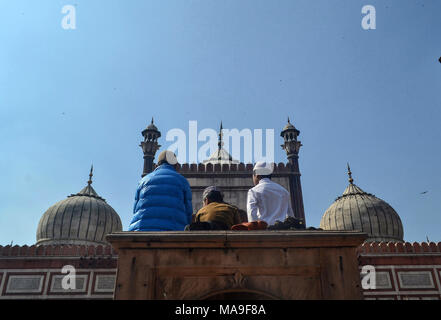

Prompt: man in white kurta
[{"left": 246, "top": 162, "right": 294, "bottom": 226}]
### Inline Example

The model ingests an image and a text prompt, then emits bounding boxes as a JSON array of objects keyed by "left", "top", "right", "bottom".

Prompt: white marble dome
[
  {"left": 36, "top": 169, "right": 122, "bottom": 245},
  {"left": 320, "top": 166, "right": 404, "bottom": 242}
]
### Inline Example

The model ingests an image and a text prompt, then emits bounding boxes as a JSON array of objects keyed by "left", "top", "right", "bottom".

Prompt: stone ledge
[
  {"left": 110, "top": 230, "right": 367, "bottom": 299},
  {"left": 106, "top": 230, "right": 367, "bottom": 249}
]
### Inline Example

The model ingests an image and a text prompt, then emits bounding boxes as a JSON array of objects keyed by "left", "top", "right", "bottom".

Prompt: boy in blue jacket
[{"left": 128, "top": 150, "right": 193, "bottom": 231}]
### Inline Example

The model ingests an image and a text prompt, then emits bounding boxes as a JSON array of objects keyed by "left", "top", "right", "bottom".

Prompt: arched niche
[{"left": 200, "top": 289, "right": 278, "bottom": 300}]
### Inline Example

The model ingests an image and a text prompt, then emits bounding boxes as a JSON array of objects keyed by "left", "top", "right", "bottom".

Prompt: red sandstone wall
[
  {"left": 358, "top": 242, "right": 441, "bottom": 300},
  {"left": 1, "top": 241, "right": 441, "bottom": 300},
  {"left": 0, "top": 245, "right": 117, "bottom": 299}
]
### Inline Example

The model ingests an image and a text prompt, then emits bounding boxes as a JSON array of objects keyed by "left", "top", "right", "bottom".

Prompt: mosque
[{"left": 0, "top": 119, "right": 439, "bottom": 300}]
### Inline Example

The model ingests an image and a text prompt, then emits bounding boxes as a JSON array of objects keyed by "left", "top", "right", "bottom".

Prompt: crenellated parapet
[
  {"left": 357, "top": 241, "right": 441, "bottom": 254},
  {"left": 0, "top": 244, "right": 117, "bottom": 257},
  {"left": 172, "top": 162, "right": 297, "bottom": 175}
]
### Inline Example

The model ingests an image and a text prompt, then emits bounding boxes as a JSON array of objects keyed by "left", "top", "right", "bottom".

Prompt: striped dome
[
  {"left": 36, "top": 171, "right": 122, "bottom": 245},
  {"left": 320, "top": 167, "right": 404, "bottom": 242}
]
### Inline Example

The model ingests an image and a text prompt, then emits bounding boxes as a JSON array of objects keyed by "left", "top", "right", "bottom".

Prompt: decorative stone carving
[
  {"left": 231, "top": 270, "right": 247, "bottom": 288},
  {"left": 6, "top": 275, "right": 43, "bottom": 293},
  {"left": 398, "top": 271, "right": 434, "bottom": 289},
  {"left": 95, "top": 275, "right": 116, "bottom": 292}
]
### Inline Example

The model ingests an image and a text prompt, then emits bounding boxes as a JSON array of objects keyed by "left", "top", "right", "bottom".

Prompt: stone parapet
[
  {"left": 150, "top": 162, "right": 300, "bottom": 175},
  {"left": 107, "top": 230, "right": 367, "bottom": 300},
  {"left": 357, "top": 242, "right": 441, "bottom": 254}
]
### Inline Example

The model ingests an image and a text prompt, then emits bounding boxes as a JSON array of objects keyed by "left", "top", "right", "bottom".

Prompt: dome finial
[
  {"left": 151, "top": 117, "right": 154, "bottom": 124},
  {"left": 218, "top": 121, "right": 224, "bottom": 159},
  {"left": 287, "top": 116, "right": 291, "bottom": 124},
  {"left": 347, "top": 163, "right": 354, "bottom": 185},
  {"left": 87, "top": 165, "right": 93, "bottom": 186},
  {"left": 218, "top": 121, "right": 224, "bottom": 143}
]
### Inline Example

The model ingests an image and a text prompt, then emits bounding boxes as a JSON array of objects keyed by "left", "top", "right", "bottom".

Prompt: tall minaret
[
  {"left": 281, "top": 118, "right": 306, "bottom": 223},
  {"left": 140, "top": 118, "right": 161, "bottom": 177}
]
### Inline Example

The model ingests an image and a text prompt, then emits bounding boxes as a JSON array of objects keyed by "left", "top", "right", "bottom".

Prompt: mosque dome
[
  {"left": 36, "top": 167, "right": 122, "bottom": 245},
  {"left": 319, "top": 165, "right": 404, "bottom": 242},
  {"left": 202, "top": 121, "right": 239, "bottom": 165}
]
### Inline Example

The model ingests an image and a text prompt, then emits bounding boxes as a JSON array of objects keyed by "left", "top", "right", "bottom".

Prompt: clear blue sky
[{"left": 1, "top": 0, "right": 440, "bottom": 245}]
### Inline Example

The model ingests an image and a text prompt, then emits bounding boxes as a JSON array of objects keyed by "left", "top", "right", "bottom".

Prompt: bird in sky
[{"left": 420, "top": 191, "right": 428, "bottom": 194}]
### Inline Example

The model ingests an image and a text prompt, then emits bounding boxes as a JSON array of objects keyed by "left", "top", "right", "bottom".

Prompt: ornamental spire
[
  {"left": 87, "top": 165, "right": 93, "bottom": 186},
  {"left": 347, "top": 163, "right": 354, "bottom": 185},
  {"left": 218, "top": 121, "right": 224, "bottom": 160}
]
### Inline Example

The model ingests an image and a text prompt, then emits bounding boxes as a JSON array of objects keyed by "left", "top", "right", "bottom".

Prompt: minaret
[
  {"left": 281, "top": 117, "right": 306, "bottom": 223},
  {"left": 140, "top": 118, "right": 161, "bottom": 177}
]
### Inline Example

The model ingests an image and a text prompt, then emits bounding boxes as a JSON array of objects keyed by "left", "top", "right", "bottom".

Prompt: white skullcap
[
  {"left": 253, "top": 161, "right": 274, "bottom": 176},
  {"left": 157, "top": 150, "right": 178, "bottom": 165}
]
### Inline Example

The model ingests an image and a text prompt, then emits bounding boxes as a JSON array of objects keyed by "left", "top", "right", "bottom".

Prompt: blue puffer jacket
[{"left": 128, "top": 164, "right": 193, "bottom": 231}]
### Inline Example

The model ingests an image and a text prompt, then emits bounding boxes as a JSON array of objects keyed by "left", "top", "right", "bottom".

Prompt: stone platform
[{"left": 106, "top": 230, "right": 366, "bottom": 300}]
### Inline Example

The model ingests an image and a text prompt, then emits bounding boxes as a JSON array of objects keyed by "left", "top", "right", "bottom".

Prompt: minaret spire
[
  {"left": 347, "top": 163, "right": 354, "bottom": 185},
  {"left": 87, "top": 165, "right": 93, "bottom": 186}
]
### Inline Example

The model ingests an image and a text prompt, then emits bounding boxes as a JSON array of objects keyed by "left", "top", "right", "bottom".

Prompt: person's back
[
  {"left": 129, "top": 151, "right": 192, "bottom": 231},
  {"left": 189, "top": 186, "right": 241, "bottom": 230},
  {"left": 195, "top": 201, "right": 241, "bottom": 229},
  {"left": 247, "top": 162, "right": 294, "bottom": 226}
]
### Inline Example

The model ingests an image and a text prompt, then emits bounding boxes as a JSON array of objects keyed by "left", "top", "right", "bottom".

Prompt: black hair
[
  {"left": 255, "top": 174, "right": 271, "bottom": 180},
  {"left": 205, "top": 190, "right": 223, "bottom": 203},
  {"left": 157, "top": 159, "right": 168, "bottom": 166}
]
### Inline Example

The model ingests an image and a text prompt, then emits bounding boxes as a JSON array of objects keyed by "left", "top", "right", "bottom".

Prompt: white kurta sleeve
[{"left": 247, "top": 189, "right": 259, "bottom": 222}]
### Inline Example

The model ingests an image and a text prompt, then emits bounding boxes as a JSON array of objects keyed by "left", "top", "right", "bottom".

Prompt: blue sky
[{"left": 0, "top": 0, "right": 440, "bottom": 245}]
